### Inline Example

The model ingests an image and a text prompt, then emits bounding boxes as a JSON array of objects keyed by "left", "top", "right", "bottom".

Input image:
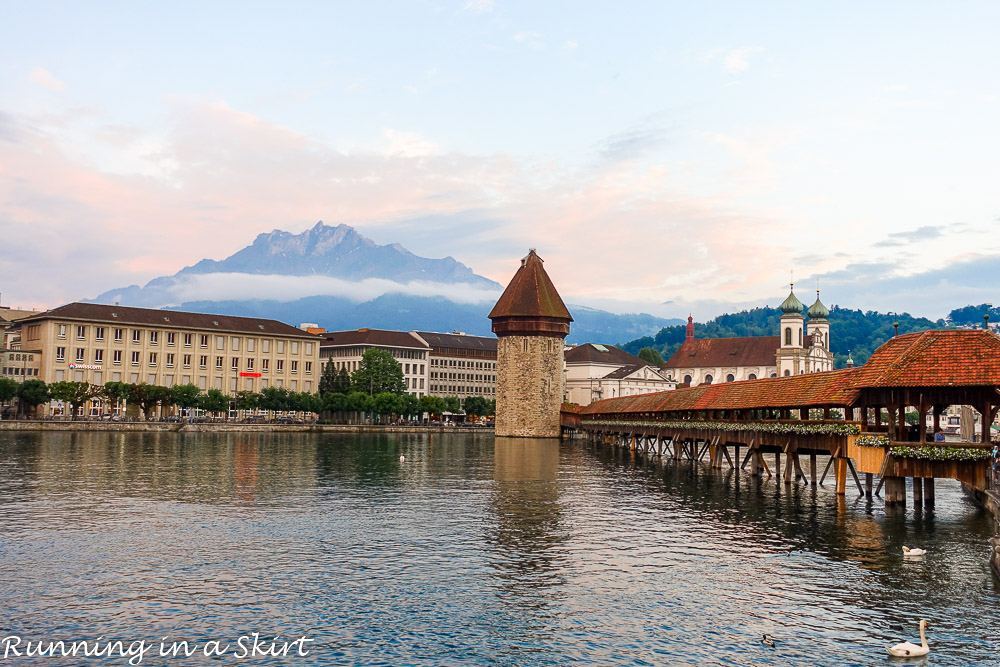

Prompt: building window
[
  {"left": 262, "top": 340, "right": 270, "bottom": 353},
  {"left": 114, "top": 328, "right": 123, "bottom": 343},
  {"left": 215, "top": 356, "right": 223, "bottom": 370},
  {"left": 183, "top": 354, "right": 191, "bottom": 368},
  {"left": 94, "top": 350, "right": 104, "bottom": 364},
  {"left": 247, "top": 339, "right": 255, "bottom": 352},
  {"left": 247, "top": 358, "right": 254, "bottom": 371},
  {"left": 276, "top": 360, "right": 284, "bottom": 373},
  {"left": 113, "top": 350, "right": 122, "bottom": 365},
  {"left": 231, "top": 357, "right": 239, "bottom": 371},
  {"left": 199, "top": 355, "right": 207, "bottom": 369},
  {"left": 785, "top": 327, "right": 792, "bottom": 345},
  {"left": 305, "top": 342, "right": 312, "bottom": 355},
  {"left": 726, "top": 374, "right": 735, "bottom": 383},
  {"left": 216, "top": 336, "right": 225, "bottom": 350},
  {"left": 132, "top": 330, "right": 142, "bottom": 344},
  {"left": 200, "top": 335, "right": 209, "bottom": 348},
  {"left": 183, "top": 333, "right": 192, "bottom": 347},
  {"left": 166, "top": 353, "right": 174, "bottom": 368},
  {"left": 149, "top": 331, "right": 159, "bottom": 345},
  {"left": 56, "top": 347, "right": 66, "bottom": 362},
  {"left": 95, "top": 327, "right": 105, "bottom": 341},
  {"left": 798, "top": 329, "right": 802, "bottom": 346},
  {"left": 149, "top": 352, "right": 157, "bottom": 367},
  {"left": 784, "top": 370, "right": 791, "bottom": 376},
  {"left": 305, "top": 361, "right": 311, "bottom": 374},
  {"left": 58, "top": 324, "right": 67, "bottom": 339},
  {"left": 231, "top": 337, "right": 240, "bottom": 351},
  {"left": 291, "top": 361, "right": 298, "bottom": 374},
  {"left": 167, "top": 332, "right": 175, "bottom": 346},
  {"left": 131, "top": 351, "right": 140, "bottom": 366},
  {"left": 291, "top": 341, "right": 299, "bottom": 355},
  {"left": 748, "top": 373, "right": 757, "bottom": 380},
  {"left": 76, "top": 348, "right": 85, "bottom": 362},
  {"left": 262, "top": 359, "right": 269, "bottom": 372}
]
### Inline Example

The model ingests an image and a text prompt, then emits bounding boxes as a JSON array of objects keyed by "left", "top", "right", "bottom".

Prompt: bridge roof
[
  {"left": 581, "top": 368, "right": 861, "bottom": 415},
  {"left": 849, "top": 329, "right": 1000, "bottom": 387}
]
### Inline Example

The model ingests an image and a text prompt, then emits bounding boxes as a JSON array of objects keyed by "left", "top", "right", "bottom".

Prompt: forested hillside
[{"left": 619, "top": 306, "right": 946, "bottom": 368}]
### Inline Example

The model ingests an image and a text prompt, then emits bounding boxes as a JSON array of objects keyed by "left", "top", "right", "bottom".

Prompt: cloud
[
  {"left": 382, "top": 128, "right": 437, "bottom": 157},
  {"left": 710, "top": 47, "right": 763, "bottom": 74},
  {"left": 563, "top": 40, "right": 578, "bottom": 50},
  {"left": 169, "top": 273, "right": 501, "bottom": 306},
  {"left": 873, "top": 224, "right": 949, "bottom": 247},
  {"left": 463, "top": 0, "right": 493, "bottom": 12},
  {"left": 596, "top": 121, "right": 669, "bottom": 163},
  {"left": 29, "top": 67, "right": 65, "bottom": 91}
]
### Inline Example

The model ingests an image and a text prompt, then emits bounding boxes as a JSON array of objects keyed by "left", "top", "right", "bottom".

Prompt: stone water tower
[{"left": 488, "top": 250, "right": 573, "bottom": 437}]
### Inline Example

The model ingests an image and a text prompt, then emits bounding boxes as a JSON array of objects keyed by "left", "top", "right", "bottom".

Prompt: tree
[
  {"left": 127, "top": 384, "right": 172, "bottom": 420},
  {"left": 297, "top": 392, "right": 323, "bottom": 417},
  {"left": 463, "top": 395, "right": 487, "bottom": 419},
  {"left": 16, "top": 380, "right": 49, "bottom": 417},
  {"left": 103, "top": 381, "right": 130, "bottom": 415},
  {"left": 260, "top": 386, "right": 290, "bottom": 414},
  {"left": 372, "top": 392, "right": 400, "bottom": 422},
  {"left": 48, "top": 381, "right": 94, "bottom": 418},
  {"left": 234, "top": 390, "right": 260, "bottom": 416},
  {"left": 318, "top": 361, "right": 338, "bottom": 395},
  {"left": 333, "top": 367, "right": 351, "bottom": 393},
  {"left": 170, "top": 383, "right": 201, "bottom": 415},
  {"left": 351, "top": 348, "right": 405, "bottom": 395},
  {"left": 398, "top": 393, "right": 420, "bottom": 419},
  {"left": 0, "top": 378, "right": 18, "bottom": 405},
  {"left": 637, "top": 347, "right": 665, "bottom": 366},
  {"left": 322, "top": 391, "right": 347, "bottom": 416},
  {"left": 200, "top": 389, "right": 230, "bottom": 416},
  {"left": 443, "top": 396, "right": 461, "bottom": 415},
  {"left": 419, "top": 395, "right": 445, "bottom": 418}
]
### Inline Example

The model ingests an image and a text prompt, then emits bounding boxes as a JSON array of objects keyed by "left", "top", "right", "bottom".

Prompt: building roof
[
  {"left": 662, "top": 336, "right": 780, "bottom": 370},
  {"left": 565, "top": 343, "right": 647, "bottom": 366},
  {"left": 850, "top": 329, "right": 1000, "bottom": 387},
  {"left": 807, "top": 292, "right": 830, "bottom": 320},
  {"left": 414, "top": 331, "right": 497, "bottom": 352},
  {"left": 320, "top": 328, "right": 429, "bottom": 349},
  {"left": 488, "top": 250, "right": 573, "bottom": 321},
  {"left": 17, "top": 302, "right": 317, "bottom": 339},
  {"left": 601, "top": 364, "right": 670, "bottom": 381},
  {"left": 580, "top": 368, "right": 860, "bottom": 415}
]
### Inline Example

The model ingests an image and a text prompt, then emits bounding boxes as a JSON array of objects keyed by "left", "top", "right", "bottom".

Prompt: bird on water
[
  {"left": 887, "top": 619, "right": 929, "bottom": 657},
  {"left": 761, "top": 634, "right": 776, "bottom": 648},
  {"left": 399, "top": 454, "right": 405, "bottom": 462},
  {"left": 902, "top": 546, "right": 927, "bottom": 557}
]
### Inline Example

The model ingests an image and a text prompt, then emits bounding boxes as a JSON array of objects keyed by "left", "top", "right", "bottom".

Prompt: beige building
[
  {"left": 564, "top": 343, "right": 675, "bottom": 406},
  {"left": 319, "top": 329, "right": 429, "bottom": 397},
  {"left": 417, "top": 331, "right": 497, "bottom": 400},
  {"left": 1, "top": 349, "right": 42, "bottom": 382},
  {"left": 17, "top": 303, "right": 321, "bottom": 414}
]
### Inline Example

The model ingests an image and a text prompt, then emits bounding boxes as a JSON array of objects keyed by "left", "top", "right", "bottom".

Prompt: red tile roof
[
  {"left": 488, "top": 250, "right": 573, "bottom": 321},
  {"left": 580, "top": 369, "right": 861, "bottom": 415},
  {"left": 850, "top": 329, "right": 1000, "bottom": 387},
  {"left": 663, "top": 336, "right": 779, "bottom": 369}
]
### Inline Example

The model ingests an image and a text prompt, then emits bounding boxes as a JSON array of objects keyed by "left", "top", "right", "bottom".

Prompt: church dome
[
  {"left": 808, "top": 292, "right": 829, "bottom": 320},
  {"left": 779, "top": 287, "right": 804, "bottom": 315}
]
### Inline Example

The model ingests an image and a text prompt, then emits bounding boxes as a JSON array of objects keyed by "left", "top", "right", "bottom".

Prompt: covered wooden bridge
[{"left": 572, "top": 329, "right": 1000, "bottom": 506}]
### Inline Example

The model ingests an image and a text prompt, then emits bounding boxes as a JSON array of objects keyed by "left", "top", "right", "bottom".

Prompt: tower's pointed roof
[{"left": 488, "top": 250, "right": 573, "bottom": 321}]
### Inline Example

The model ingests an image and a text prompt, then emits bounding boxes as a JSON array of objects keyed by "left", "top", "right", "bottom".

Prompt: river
[{"left": 0, "top": 431, "right": 997, "bottom": 665}]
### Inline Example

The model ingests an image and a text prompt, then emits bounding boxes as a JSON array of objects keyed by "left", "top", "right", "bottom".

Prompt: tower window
[{"left": 785, "top": 327, "right": 792, "bottom": 345}]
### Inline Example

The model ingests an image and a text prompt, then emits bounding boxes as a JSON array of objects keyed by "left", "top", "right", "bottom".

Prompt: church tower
[
  {"left": 488, "top": 250, "right": 573, "bottom": 438},
  {"left": 776, "top": 284, "right": 805, "bottom": 376},
  {"left": 806, "top": 290, "right": 833, "bottom": 372}
]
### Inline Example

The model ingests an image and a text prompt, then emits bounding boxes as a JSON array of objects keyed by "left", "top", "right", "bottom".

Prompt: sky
[{"left": 2, "top": 1, "right": 999, "bottom": 321}]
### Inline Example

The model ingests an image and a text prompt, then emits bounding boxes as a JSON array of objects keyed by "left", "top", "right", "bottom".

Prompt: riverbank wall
[{"left": 0, "top": 420, "right": 490, "bottom": 435}]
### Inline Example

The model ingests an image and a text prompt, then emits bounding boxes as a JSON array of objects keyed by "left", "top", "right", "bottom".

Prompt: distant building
[
  {"left": 319, "top": 329, "right": 429, "bottom": 397},
  {"left": 416, "top": 331, "right": 497, "bottom": 400},
  {"left": 662, "top": 285, "right": 834, "bottom": 386},
  {"left": 14, "top": 302, "right": 320, "bottom": 416},
  {"left": 564, "top": 343, "right": 675, "bottom": 405}
]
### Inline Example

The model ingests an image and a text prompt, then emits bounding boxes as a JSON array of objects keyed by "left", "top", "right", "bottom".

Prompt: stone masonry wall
[{"left": 495, "top": 335, "right": 564, "bottom": 438}]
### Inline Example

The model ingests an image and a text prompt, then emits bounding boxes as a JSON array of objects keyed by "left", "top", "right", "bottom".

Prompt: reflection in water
[{"left": 0, "top": 431, "right": 997, "bottom": 666}]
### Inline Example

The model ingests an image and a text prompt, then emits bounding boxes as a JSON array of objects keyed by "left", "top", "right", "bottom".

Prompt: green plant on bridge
[
  {"left": 586, "top": 418, "right": 861, "bottom": 436},
  {"left": 855, "top": 435, "right": 890, "bottom": 447},
  {"left": 888, "top": 446, "right": 992, "bottom": 462}
]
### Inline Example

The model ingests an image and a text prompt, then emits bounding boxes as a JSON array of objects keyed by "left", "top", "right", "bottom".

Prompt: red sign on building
[{"left": 239, "top": 372, "right": 263, "bottom": 377}]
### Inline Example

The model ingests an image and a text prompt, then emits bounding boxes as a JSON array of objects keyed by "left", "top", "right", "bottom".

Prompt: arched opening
[
  {"left": 683, "top": 375, "right": 692, "bottom": 384},
  {"left": 798, "top": 329, "right": 802, "bottom": 346},
  {"left": 770, "top": 373, "right": 777, "bottom": 378},
  {"left": 704, "top": 374, "right": 713, "bottom": 385},
  {"left": 748, "top": 373, "right": 757, "bottom": 380},
  {"left": 726, "top": 374, "right": 735, "bottom": 383},
  {"left": 784, "top": 369, "right": 791, "bottom": 377},
  {"left": 785, "top": 327, "right": 792, "bottom": 345}
]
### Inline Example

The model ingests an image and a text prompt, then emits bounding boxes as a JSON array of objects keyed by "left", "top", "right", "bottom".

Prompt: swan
[
  {"left": 887, "top": 620, "right": 929, "bottom": 657},
  {"left": 902, "top": 546, "right": 927, "bottom": 556},
  {"left": 761, "top": 634, "right": 775, "bottom": 648},
  {"left": 399, "top": 454, "right": 405, "bottom": 462}
]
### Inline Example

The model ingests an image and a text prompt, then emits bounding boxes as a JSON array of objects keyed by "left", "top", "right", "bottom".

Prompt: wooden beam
[
  {"left": 819, "top": 455, "right": 835, "bottom": 485},
  {"left": 874, "top": 476, "right": 885, "bottom": 497},
  {"left": 846, "top": 458, "right": 865, "bottom": 495}
]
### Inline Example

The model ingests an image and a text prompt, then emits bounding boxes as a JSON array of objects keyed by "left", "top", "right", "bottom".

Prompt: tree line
[{"left": 0, "top": 347, "right": 495, "bottom": 423}]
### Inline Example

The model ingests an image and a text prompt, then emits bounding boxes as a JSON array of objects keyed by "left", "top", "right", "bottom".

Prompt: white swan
[
  {"left": 887, "top": 620, "right": 929, "bottom": 657},
  {"left": 399, "top": 454, "right": 405, "bottom": 462},
  {"left": 902, "top": 546, "right": 927, "bottom": 556}
]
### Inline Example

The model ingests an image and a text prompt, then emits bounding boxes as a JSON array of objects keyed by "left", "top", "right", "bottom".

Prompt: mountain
[{"left": 88, "top": 221, "right": 680, "bottom": 344}]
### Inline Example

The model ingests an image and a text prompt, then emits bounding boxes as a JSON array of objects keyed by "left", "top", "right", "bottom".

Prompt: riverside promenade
[{"left": 0, "top": 420, "right": 491, "bottom": 434}]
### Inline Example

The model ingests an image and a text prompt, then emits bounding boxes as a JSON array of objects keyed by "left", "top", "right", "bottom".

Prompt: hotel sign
[{"left": 239, "top": 372, "right": 262, "bottom": 377}]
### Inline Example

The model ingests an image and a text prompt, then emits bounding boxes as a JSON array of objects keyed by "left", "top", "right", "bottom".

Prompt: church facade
[{"left": 662, "top": 287, "right": 834, "bottom": 386}]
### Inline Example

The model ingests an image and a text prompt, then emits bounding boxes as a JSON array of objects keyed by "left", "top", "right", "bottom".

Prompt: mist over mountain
[{"left": 88, "top": 221, "right": 680, "bottom": 344}]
